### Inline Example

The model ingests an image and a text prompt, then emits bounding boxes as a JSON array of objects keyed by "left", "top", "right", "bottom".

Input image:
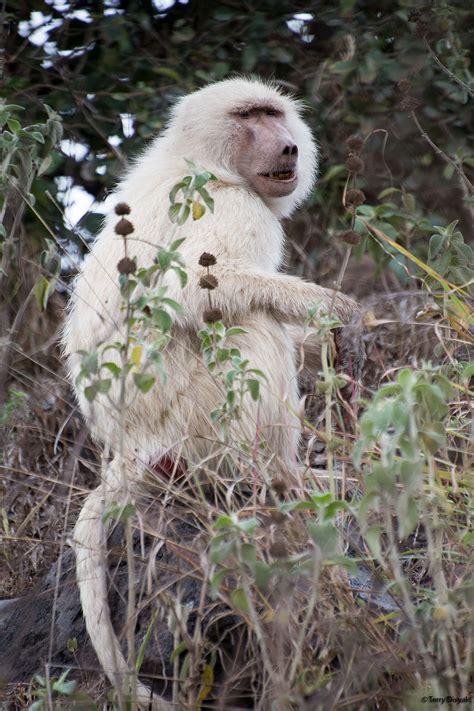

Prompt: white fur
[{"left": 64, "top": 77, "right": 356, "bottom": 706}]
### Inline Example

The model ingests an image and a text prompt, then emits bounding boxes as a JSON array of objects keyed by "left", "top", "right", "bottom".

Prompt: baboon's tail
[{"left": 74, "top": 478, "right": 172, "bottom": 710}]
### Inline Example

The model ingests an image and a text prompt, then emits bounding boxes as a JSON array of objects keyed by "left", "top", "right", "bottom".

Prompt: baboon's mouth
[{"left": 259, "top": 168, "right": 296, "bottom": 182}]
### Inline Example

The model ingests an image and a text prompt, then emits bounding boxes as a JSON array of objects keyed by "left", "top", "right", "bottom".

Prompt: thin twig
[
  {"left": 411, "top": 111, "right": 473, "bottom": 195},
  {"left": 424, "top": 39, "right": 474, "bottom": 98}
]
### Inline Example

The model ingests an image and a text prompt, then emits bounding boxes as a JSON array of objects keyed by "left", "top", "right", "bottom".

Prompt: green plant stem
[
  {"left": 118, "top": 235, "right": 138, "bottom": 707},
  {"left": 321, "top": 338, "right": 335, "bottom": 497}
]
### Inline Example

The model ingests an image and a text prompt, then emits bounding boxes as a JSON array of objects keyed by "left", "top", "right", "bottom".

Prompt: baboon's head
[
  {"left": 231, "top": 102, "right": 299, "bottom": 199},
  {"left": 166, "top": 78, "right": 318, "bottom": 217}
]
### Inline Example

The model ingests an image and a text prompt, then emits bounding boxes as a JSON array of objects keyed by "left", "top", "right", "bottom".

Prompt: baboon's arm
[{"left": 192, "top": 267, "right": 358, "bottom": 324}]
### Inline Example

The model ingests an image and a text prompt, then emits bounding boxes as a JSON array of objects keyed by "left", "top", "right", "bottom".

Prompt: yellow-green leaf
[
  {"left": 131, "top": 344, "right": 142, "bottom": 367},
  {"left": 194, "top": 664, "right": 214, "bottom": 710},
  {"left": 192, "top": 201, "right": 205, "bottom": 220}
]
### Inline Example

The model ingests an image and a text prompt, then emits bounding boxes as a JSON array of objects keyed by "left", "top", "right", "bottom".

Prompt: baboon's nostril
[
  {"left": 291, "top": 145, "right": 298, "bottom": 156},
  {"left": 283, "top": 144, "right": 298, "bottom": 156}
]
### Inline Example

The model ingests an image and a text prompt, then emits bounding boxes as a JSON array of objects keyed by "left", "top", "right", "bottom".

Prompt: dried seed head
[
  {"left": 202, "top": 307, "right": 223, "bottom": 323},
  {"left": 398, "top": 95, "right": 421, "bottom": 112},
  {"left": 407, "top": 10, "right": 421, "bottom": 22},
  {"left": 198, "top": 252, "right": 217, "bottom": 267},
  {"left": 345, "top": 188, "right": 366, "bottom": 207},
  {"left": 269, "top": 540, "right": 288, "bottom": 559},
  {"left": 345, "top": 135, "right": 364, "bottom": 153},
  {"left": 397, "top": 79, "right": 412, "bottom": 94},
  {"left": 117, "top": 257, "right": 136, "bottom": 274},
  {"left": 114, "top": 218, "right": 134, "bottom": 236},
  {"left": 114, "top": 202, "right": 131, "bottom": 216},
  {"left": 271, "top": 478, "right": 288, "bottom": 497},
  {"left": 199, "top": 274, "right": 218, "bottom": 290},
  {"left": 340, "top": 230, "right": 362, "bottom": 246},
  {"left": 437, "top": 18, "right": 450, "bottom": 33},
  {"left": 414, "top": 20, "right": 428, "bottom": 38},
  {"left": 345, "top": 155, "right": 365, "bottom": 174},
  {"left": 269, "top": 510, "right": 286, "bottom": 526}
]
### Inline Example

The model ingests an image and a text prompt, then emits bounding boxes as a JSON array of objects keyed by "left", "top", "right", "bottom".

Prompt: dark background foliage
[{"left": 4, "top": 0, "right": 473, "bottom": 252}]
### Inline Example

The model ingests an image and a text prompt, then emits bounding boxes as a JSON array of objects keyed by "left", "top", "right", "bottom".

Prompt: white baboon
[{"left": 64, "top": 77, "right": 359, "bottom": 706}]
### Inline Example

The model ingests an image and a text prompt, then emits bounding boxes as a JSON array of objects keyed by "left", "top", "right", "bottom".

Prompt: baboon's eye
[
  {"left": 239, "top": 110, "right": 250, "bottom": 118},
  {"left": 266, "top": 109, "right": 277, "bottom": 116}
]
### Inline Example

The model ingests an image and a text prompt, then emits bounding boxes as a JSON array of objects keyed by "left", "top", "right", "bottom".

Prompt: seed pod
[
  {"left": 398, "top": 95, "right": 421, "bottom": 112},
  {"left": 271, "top": 478, "right": 287, "bottom": 496},
  {"left": 345, "top": 155, "right": 365, "bottom": 174},
  {"left": 397, "top": 79, "right": 412, "bottom": 94},
  {"left": 202, "top": 307, "right": 223, "bottom": 323},
  {"left": 345, "top": 188, "right": 366, "bottom": 207},
  {"left": 269, "top": 540, "right": 288, "bottom": 559},
  {"left": 117, "top": 257, "right": 136, "bottom": 274},
  {"left": 114, "top": 218, "right": 134, "bottom": 236},
  {"left": 114, "top": 202, "right": 131, "bottom": 216},
  {"left": 199, "top": 274, "right": 218, "bottom": 290},
  {"left": 345, "top": 135, "right": 364, "bottom": 153},
  {"left": 198, "top": 252, "right": 217, "bottom": 267},
  {"left": 340, "top": 230, "right": 361, "bottom": 246}
]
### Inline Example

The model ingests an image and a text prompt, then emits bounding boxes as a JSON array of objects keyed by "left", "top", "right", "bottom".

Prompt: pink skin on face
[{"left": 232, "top": 106, "right": 299, "bottom": 199}]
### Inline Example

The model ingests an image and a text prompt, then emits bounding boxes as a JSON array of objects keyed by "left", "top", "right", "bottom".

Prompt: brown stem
[{"left": 411, "top": 111, "right": 473, "bottom": 196}]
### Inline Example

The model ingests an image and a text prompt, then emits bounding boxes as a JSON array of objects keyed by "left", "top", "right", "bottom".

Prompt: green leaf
[
  {"left": 210, "top": 567, "right": 229, "bottom": 593},
  {"left": 429, "top": 233, "right": 445, "bottom": 260},
  {"left": 168, "top": 203, "right": 183, "bottom": 224},
  {"left": 226, "top": 327, "right": 247, "bottom": 337},
  {"left": 161, "top": 297, "right": 183, "bottom": 312},
  {"left": 198, "top": 186, "right": 214, "bottom": 212},
  {"left": 67, "top": 637, "right": 78, "bottom": 652},
  {"left": 81, "top": 351, "right": 99, "bottom": 375},
  {"left": 133, "top": 372, "right": 156, "bottom": 393},
  {"left": 238, "top": 516, "right": 260, "bottom": 534},
  {"left": 174, "top": 266, "right": 188, "bottom": 287},
  {"left": 101, "top": 361, "right": 121, "bottom": 377},
  {"left": 214, "top": 514, "right": 234, "bottom": 529},
  {"left": 209, "top": 539, "right": 235, "bottom": 563},
  {"left": 152, "top": 307, "right": 173, "bottom": 332},
  {"left": 402, "top": 192, "right": 416, "bottom": 212},
  {"left": 95, "top": 378, "right": 111, "bottom": 393},
  {"left": 280, "top": 500, "right": 317, "bottom": 513},
  {"left": 157, "top": 249, "right": 172, "bottom": 271},
  {"left": 6, "top": 118, "right": 20, "bottom": 132},
  {"left": 34, "top": 275, "right": 55, "bottom": 310},
  {"left": 170, "top": 237, "right": 186, "bottom": 251},
  {"left": 37, "top": 154, "right": 53, "bottom": 176},
  {"left": 365, "top": 525, "right": 383, "bottom": 561},
  {"left": 136, "top": 611, "right": 158, "bottom": 672},
  {"left": 231, "top": 587, "right": 250, "bottom": 613},
  {"left": 196, "top": 664, "right": 214, "bottom": 707},
  {"left": 176, "top": 204, "right": 190, "bottom": 225},
  {"left": 307, "top": 521, "right": 338, "bottom": 556},
  {"left": 170, "top": 640, "right": 188, "bottom": 662},
  {"left": 52, "top": 678, "right": 76, "bottom": 695},
  {"left": 247, "top": 378, "right": 260, "bottom": 401},
  {"left": 84, "top": 384, "right": 97, "bottom": 402},
  {"left": 193, "top": 171, "right": 212, "bottom": 190},
  {"left": 102, "top": 501, "right": 136, "bottom": 524},
  {"left": 29, "top": 131, "right": 45, "bottom": 143},
  {"left": 240, "top": 542, "right": 257, "bottom": 567}
]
